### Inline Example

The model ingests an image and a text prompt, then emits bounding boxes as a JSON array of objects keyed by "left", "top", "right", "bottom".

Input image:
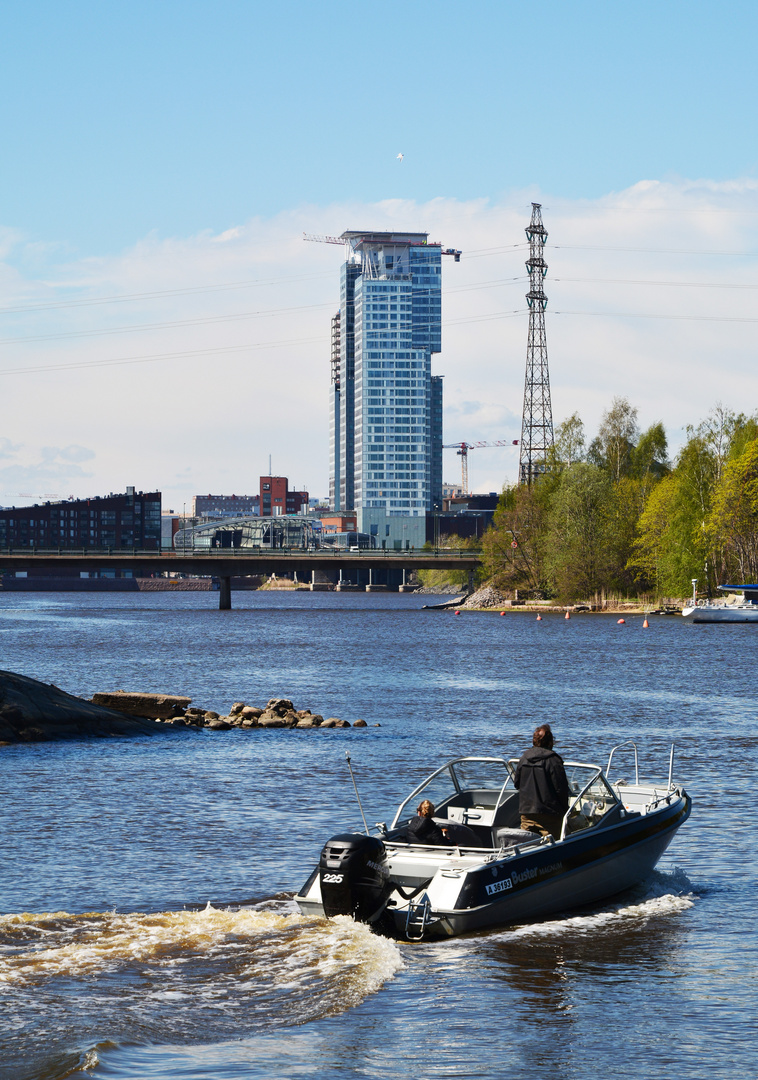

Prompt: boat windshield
[
  {"left": 391, "top": 757, "right": 511, "bottom": 827},
  {"left": 564, "top": 764, "right": 618, "bottom": 804}
]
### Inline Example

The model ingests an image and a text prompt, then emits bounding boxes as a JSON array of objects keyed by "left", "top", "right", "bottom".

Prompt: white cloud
[{"left": 1, "top": 178, "right": 757, "bottom": 507}]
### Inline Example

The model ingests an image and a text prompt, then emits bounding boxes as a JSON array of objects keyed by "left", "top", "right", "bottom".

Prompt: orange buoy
[
  {"left": 565, "top": 611, "right": 570, "bottom": 620},
  {"left": 617, "top": 618, "right": 625, "bottom": 624},
  {"left": 643, "top": 618, "right": 649, "bottom": 628},
  {"left": 500, "top": 610, "right": 506, "bottom": 616},
  {"left": 454, "top": 610, "right": 460, "bottom": 615},
  {"left": 536, "top": 614, "right": 542, "bottom": 621}
]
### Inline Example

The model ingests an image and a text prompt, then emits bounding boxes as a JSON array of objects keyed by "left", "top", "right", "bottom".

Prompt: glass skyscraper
[{"left": 329, "top": 231, "right": 447, "bottom": 541}]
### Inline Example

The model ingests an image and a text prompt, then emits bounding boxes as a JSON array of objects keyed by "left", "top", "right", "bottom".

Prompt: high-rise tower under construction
[{"left": 328, "top": 231, "right": 454, "bottom": 544}]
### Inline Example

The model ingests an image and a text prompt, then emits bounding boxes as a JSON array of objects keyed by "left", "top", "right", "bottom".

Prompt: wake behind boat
[{"left": 295, "top": 744, "right": 691, "bottom": 940}]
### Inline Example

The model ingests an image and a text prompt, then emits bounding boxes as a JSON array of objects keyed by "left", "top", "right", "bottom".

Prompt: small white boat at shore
[
  {"left": 682, "top": 582, "right": 758, "bottom": 623},
  {"left": 295, "top": 744, "right": 691, "bottom": 940}
]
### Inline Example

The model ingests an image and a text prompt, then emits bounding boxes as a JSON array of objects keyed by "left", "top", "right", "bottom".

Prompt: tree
[
  {"left": 552, "top": 412, "right": 586, "bottom": 468},
  {"left": 707, "top": 437, "right": 758, "bottom": 583},
  {"left": 481, "top": 484, "right": 549, "bottom": 595},
  {"left": 544, "top": 463, "right": 615, "bottom": 601},
  {"left": 597, "top": 397, "right": 640, "bottom": 482},
  {"left": 632, "top": 422, "right": 669, "bottom": 482}
]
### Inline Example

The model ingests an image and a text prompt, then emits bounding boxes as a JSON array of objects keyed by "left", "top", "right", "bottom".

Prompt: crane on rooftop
[
  {"left": 443, "top": 440, "right": 519, "bottom": 495},
  {"left": 303, "top": 233, "right": 461, "bottom": 260}
]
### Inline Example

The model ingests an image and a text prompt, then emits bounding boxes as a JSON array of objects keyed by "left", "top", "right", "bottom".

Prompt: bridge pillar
[
  {"left": 468, "top": 569, "right": 475, "bottom": 593},
  {"left": 365, "top": 568, "right": 386, "bottom": 592},
  {"left": 219, "top": 576, "right": 232, "bottom": 610},
  {"left": 310, "top": 569, "right": 330, "bottom": 591},
  {"left": 398, "top": 568, "right": 412, "bottom": 593}
]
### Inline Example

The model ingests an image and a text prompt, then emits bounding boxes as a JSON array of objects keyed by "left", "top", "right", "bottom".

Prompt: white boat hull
[{"left": 682, "top": 604, "right": 758, "bottom": 623}]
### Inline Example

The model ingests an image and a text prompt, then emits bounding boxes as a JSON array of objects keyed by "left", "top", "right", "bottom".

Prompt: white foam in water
[
  {"left": 482, "top": 867, "right": 696, "bottom": 943},
  {"left": 0, "top": 905, "right": 404, "bottom": 1011}
]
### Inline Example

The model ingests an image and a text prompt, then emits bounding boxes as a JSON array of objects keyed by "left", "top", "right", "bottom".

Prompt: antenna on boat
[{"left": 345, "top": 751, "right": 370, "bottom": 834}]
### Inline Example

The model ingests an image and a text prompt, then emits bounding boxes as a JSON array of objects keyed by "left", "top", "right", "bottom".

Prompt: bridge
[{"left": 0, "top": 548, "right": 481, "bottom": 608}]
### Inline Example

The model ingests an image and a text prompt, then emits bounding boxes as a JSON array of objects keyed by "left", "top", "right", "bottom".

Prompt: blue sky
[
  {"left": 1, "top": 1, "right": 757, "bottom": 507},
  {"left": 2, "top": 1, "right": 756, "bottom": 253}
]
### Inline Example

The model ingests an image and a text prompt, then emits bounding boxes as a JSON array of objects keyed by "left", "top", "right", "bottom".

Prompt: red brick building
[{"left": 259, "top": 477, "right": 308, "bottom": 517}]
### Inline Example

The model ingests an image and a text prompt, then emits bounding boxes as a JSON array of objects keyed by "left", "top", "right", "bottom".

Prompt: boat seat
[
  {"left": 440, "top": 821, "right": 484, "bottom": 847},
  {"left": 493, "top": 826, "right": 542, "bottom": 849}
]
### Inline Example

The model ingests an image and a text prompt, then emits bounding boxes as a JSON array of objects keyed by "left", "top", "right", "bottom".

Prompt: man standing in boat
[{"left": 514, "top": 724, "right": 570, "bottom": 840}]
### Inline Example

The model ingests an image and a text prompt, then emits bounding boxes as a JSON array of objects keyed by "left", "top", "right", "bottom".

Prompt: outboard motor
[{"left": 319, "top": 833, "right": 392, "bottom": 924}]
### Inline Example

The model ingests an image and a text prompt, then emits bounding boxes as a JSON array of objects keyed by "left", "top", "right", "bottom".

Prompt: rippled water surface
[{"left": 0, "top": 591, "right": 756, "bottom": 1079}]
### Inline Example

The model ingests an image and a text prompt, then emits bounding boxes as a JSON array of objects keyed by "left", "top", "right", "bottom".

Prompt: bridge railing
[{"left": 0, "top": 546, "right": 479, "bottom": 559}]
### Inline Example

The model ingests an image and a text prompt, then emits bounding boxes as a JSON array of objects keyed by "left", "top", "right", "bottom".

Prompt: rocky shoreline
[
  {"left": 91, "top": 691, "right": 372, "bottom": 731},
  {"left": 446, "top": 584, "right": 683, "bottom": 614},
  {"left": 0, "top": 671, "right": 375, "bottom": 744}
]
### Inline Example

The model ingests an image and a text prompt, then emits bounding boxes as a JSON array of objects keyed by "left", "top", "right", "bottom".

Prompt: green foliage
[
  {"left": 481, "top": 483, "right": 550, "bottom": 595},
  {"left": 708, "top": 436, "right": 758, "bottom": 583},
  {"left": 479, "top": 400, "right": 758, "bottom": 603},
  {"left": 544, "top": 463, "right": 614, "bottom": 601}
]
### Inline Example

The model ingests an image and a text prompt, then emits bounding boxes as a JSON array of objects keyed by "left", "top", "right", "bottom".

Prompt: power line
[
  {"left": 551, "top": 244, "right": 758, "bottom": 257},
  {"left": 0, "top": 336, "right": 324, "bottom": 378},
  {"left": 553, "top": 309, "right": 758, "bottom": 324},
  {"left": 555, "top": 275, "right": 758, "bottom": 290},
  {"left": 0, "top": 302, "right": 334, "bottom": 346},
  {"left": 0, "top": 270, "right": 334, "bottom": 317}
]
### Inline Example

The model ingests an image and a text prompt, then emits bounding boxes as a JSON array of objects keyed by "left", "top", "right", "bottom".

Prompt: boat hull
[
  {"left": 682, "top": 604, "right": 758, "bottom": 623},
  {"left": 408, "top": 794, "right": 690, "bottom": 938},
  {"left": 296, "top": 793, "right": 691, "bottom": 940}
]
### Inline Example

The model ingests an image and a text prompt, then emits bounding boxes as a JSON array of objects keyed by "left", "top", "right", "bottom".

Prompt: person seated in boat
[
  {"left": 513, "top": 724, "right": 570, "bottom": 841},
  {"left": 406, "top": 799, "right": 449, "bottom": 845}
]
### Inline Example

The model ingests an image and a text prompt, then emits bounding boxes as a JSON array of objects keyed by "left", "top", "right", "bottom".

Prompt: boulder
[
  {"left": 206, "top": 719, "right": 232, "bottom": 730},
  {"left": 296, "top": 709, "right": 312, "bottom": 719},
  {"left": 241, "top": 706, "right": 263, "bottom": 720},
  {"left": 267, "top": 698, "right": 295, "bottom": 715},
  {"left": 259, "top": 715, "right": 285, "bottom": 728},
  {"left": 296, "top": 716, "right": 319, "bottom": 728},
  {"left": 319, "top": 718, "right": 337, "bottom": 728},
  {"left": 229, "top": 702, "right": 245, "bottom": 716},
  {"left": 91, "top": 691, "right": 191, "bottom": 720},
  {"left": 353, "top": 719, "right": 368, "bottom": 727},
  {"left": 241, "top": 717, "right": 258, "bottom": 728},
  {"left": 334, "top": 719, "right": 351, "bottom": 728},
  {"left": 203, "top": 711, "right": 220, "bottom": 721},
  {"left": 0, "top": 670, "right": 177, "bottom": 743}
]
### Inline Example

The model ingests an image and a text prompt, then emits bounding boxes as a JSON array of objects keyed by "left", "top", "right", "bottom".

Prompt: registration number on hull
[{"left": 485, "top": 878, "right": 513, "bottom": 896}]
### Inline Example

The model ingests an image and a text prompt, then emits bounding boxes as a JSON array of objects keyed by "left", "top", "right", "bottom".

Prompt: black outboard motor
[{"left": 319, "top": 833, "right": 392, "bottom": 924}]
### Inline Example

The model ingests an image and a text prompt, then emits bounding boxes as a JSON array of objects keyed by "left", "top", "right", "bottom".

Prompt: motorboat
[
  {"left": 682, "top": 582, "right": 758, "bottom": 623},
  {"left": 294, "top": 744, "right": 691, "bottom": 940}
]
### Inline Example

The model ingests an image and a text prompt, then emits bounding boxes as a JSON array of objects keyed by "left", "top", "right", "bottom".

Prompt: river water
[{"left": 0, "top": 591, "right": 755, "bottom": 1079}]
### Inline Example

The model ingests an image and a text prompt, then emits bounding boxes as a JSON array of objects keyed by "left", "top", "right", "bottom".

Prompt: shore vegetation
[{"left": 432, "top": 399, "right": 758, "bottom": 605}]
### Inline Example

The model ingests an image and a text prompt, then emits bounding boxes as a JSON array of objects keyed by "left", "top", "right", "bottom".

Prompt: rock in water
[
  {"left": 91, "top": 691, "right": 191, "bottom": 719},
  {"left": 0, "top": 669, "right": 178, "bottom": 744}
]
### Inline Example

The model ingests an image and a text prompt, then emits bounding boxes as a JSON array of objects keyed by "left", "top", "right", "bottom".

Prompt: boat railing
[
  {"left": 559, "top": 767, "right": 601, "bottom": 841},
  {"left": 607, "top": 741, "right": 640, "bottom": 784},
  {"left": 389, "top": 757, "right": 510, "bottom": 829}
]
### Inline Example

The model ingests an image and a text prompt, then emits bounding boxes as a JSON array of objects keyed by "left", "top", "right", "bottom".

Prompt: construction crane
[
  {"left": 443, "top": 440, "right": 519, "bottom": 495},
  {"left": 303, "top": 233, "right": 461, "bottom": 260}
]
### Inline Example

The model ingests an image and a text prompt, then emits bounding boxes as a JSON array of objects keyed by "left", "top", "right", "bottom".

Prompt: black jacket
[
  {"left": 407, "top": 814, "right": 447, "bottom": 845},
  {"left": 513, "top": 747, "right": 570, "bottom": 817}
]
